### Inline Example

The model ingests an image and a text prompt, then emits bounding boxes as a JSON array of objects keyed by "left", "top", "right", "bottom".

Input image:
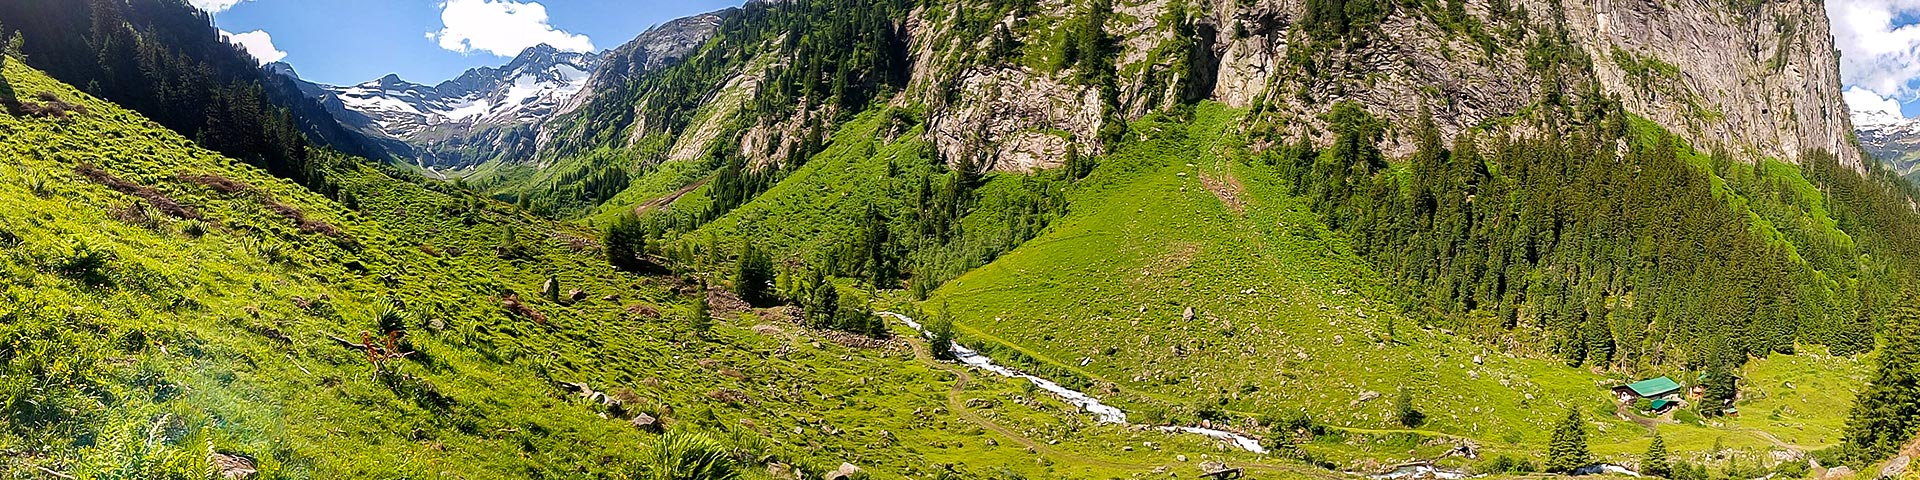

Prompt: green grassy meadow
[{"left": 0, "top": 58, "right": 1313, "bottom": 479}]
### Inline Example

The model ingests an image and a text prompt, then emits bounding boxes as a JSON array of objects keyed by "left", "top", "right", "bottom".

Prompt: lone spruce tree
[
  {"left": 1547, "top": 408, "right": 1591, "bottom": 473},
  {"left": 928, "top": 303, "right": 957, "bottom": 361},
  {"left": 1642, "top": 433, "right": 1671, "bottom": 478},
  {"left": 690, "top": 282, "right": 713, "bottom": 338},
  {"left": 733, "top": 242, "right": 774, "bottom": 307}
]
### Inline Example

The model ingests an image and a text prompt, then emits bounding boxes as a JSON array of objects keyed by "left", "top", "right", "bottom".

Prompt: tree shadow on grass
[
  {"left": 0, "top": 55, "right": 20, "bottom": 118},
  {"left": 0, "top": 56, "right": 14, "bottom": 102}
]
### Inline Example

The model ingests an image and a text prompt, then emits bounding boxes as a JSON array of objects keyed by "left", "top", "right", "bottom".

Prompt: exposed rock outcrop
[
  {"left": 905, "top": 0, "right": 1861, "bottom": 171},
  {"left": 926, "top": 67, "right": 1105, "bottom": 172}
]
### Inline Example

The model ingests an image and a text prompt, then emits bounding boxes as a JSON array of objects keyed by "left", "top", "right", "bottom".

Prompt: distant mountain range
[
  {"left": 1850, "top": 98, "right": 1920, "bottom": 182},
  {"left": 271, "top": 9, "right": 732, "bottom": 175},
  {"left": 269, "top": 45, "right": 597, "bottom": 173}
]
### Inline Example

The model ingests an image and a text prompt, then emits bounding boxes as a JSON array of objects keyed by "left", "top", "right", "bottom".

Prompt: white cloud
[
  {"left": 189, "top": 0, "right": 250, "bottom": 13},
  {"left": 221, "top": 29, "right": 287, "bottom": 65},
  {"left": 1828, "top": 0, "right": 1920, "bottom": 113},
  {"left": 1846, "top": 86, "right": 1907, "bottom": 126},
  {"left": 426, "top": 0, "right": 594, "bottom": 57}
]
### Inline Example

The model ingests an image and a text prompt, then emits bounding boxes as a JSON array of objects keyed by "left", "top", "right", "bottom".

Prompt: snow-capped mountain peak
[
  {"left": 1846, "top": 87, "right": 1909, "bottom": 129},
  {"left": 314, "top": 44, "right": 602, "bottom": 158},
  {"left": 1846, "top": 87, "right": 1920, "bottom": 180}
]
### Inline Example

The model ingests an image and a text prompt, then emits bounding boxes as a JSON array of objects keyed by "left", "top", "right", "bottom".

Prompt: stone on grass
[
  {"left": 630, "top": 413, "right": 661, "bottom": 433},
  {"left": 826, "top": 463, "right": 864, "bottom": 480},
  {"left": 211, "top": 452, "right": 257, "bottom": 479}
]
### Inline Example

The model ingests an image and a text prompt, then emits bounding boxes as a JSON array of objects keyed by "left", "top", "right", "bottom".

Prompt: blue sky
[
  {"left": 200, "top": 0, "right": 741, "bottom": 86},
  {"left": 1828, "top": 0, "right": 1920, "bottom": 120}
]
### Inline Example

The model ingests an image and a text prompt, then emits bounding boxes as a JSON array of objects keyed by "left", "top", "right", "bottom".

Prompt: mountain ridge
[
  {"left": 275, "top": 44, "right": 601, "bottom": 172},
  {"left": 1847, "top": 89, "right": 1920, "bottom": 182},
  {"left": 280, "top": 8, "right": 736, "bottom": 175}
]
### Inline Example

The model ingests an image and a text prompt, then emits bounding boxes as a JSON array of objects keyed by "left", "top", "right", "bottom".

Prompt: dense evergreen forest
[
  {"left": 0, "top": 0, "right": 387, "bottom": 194},
  {"left": 1250, "top": 92, "right": 1920, "bottom": 404}
]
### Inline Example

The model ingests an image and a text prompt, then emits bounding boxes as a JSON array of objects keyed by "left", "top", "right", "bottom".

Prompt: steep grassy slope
[
  {"left": 0, "top": 57, "right": 678, "bottom": 478},
  {"left": 923, "top": 103, "right": 1867, "bottom": 471},
  {"left": 0, "top": 56, "right": 1372, "bottom": 480}
]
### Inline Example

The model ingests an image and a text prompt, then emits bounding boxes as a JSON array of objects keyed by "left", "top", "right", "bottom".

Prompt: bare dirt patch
[
  {"left": 1200, "top": 171, "right": 1246, "bottom": 214},
  {"left": 635, "top": 176, "right": 712, "bottom": 216},
  {"left": 75, "top": 164, "right": 200, "bottom": 220}
]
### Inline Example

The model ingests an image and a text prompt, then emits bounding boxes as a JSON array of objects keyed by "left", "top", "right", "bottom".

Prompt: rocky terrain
[
  {"left": 275, "top": 45, "right": 601, "bottom": 171},
  {"left": 558, "top": 8, "right": 736, "bottom": 115},
  {"left": 552, "top": 0, "right": 1865, "bottom": 178},
  {"left": 1849, "top": 88, "right": 1920, "bottom": 181}
]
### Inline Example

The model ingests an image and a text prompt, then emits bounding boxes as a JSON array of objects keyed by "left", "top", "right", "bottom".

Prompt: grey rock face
[
  {"left": 561, "top": 9, "right": 736, "bottom": 115},
  {"left": 908, "top": 0, "right": 1860, "bottom": 172}
]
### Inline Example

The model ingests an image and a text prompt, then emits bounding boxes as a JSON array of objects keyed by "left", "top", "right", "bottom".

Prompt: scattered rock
[
  {"left": 1355, "top": 391, "right": 1382, "bottom": 404},
  {"left": 1177, "top": 454, "right": 1188, "bottom": 462},
  {"left": 211, "top": 452, "right": 257, "bottom": 479},
  {"left": 826, "top": 463, "right": 864, "bottom": 480},
  {"left": 630, "top": 413, "right": 661, "bottom": 433},
  {"left": 568, "top": 289, "right": 587, "bottom": 302},
  {"left": 1882, "top": 455, "right": 1911, "bottom": 479},
  {"left": 1825, "top": 466, "right": 1853, "bottom": 479},
  {"left": 626, "top": 304, "right": 662, "bottom": 319},
  {"left": 1182, "top": 306, "right": 1196, "bottom": 323},
  {"left": 768, "top": 463, "right": 803, "bottom": 480}
]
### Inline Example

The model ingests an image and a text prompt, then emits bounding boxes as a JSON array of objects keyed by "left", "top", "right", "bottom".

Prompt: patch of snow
[
  {"left": 338, "top": 92, "right": 424, "bottom": 116},
  {"left": 1847, "top": 87, "right": 1907, "bottom": 128},
  {"left": 440, "top": 97, "right": 492, "bottom": 121}
]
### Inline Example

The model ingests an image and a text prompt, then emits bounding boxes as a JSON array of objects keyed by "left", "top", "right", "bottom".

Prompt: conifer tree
[
  {"left": 928, "top": 303, "right": 956, "bottom": 361},
  {"left": 734, "top": 242, "right": 775, "bottom": 307},
  {"left": 604, "top": 213, "right": 649, "bottom": 272},
  {"left": 1581, "top": 314, "right": 1614, "bottom": 367},
  {"left": 1700, "top": 342, "right": 1739, "bottom": 415},
  {"left": 1394, "top": 387, "right": 1424, "bottom": 427},
  {"left": 1547, "top": 408, "right": 1590, "bottom": 473},
  {"left": 690, "top": 282, "right": 713, "bottom": 338},
  {"left": 1642, "top": 433, "right": 1671, "bottom": 478},
  {"left": 0, "top": 20, "right": 17, "bottom": 62},
  {"left": 1842, "top": 291, "right": 1920, "bottom": 463},
  {"left": 1834, "top": 290, "right": 1878, "bottom": 357},
  {"left": 804, "top": 273, "right": 838, "bottom": 329}
]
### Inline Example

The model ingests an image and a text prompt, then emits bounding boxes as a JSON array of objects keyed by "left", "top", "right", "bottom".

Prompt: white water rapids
[{"left": 877, "top": 312, "right": 1267, "bottom": 454}]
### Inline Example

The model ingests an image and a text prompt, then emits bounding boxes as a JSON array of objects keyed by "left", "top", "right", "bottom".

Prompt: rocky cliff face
[
  {"left": 1571, "top": 0, "right": 1857, "bottom": 167},
  {"left": 560, "top": 9, "right": 735, "bottom": 115},
  {"left": 464, "top": 0, "right": 1865, "bottom": 215},
  {"left": 902, "top": 0, "right": 1861, "bottom": 172}
]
